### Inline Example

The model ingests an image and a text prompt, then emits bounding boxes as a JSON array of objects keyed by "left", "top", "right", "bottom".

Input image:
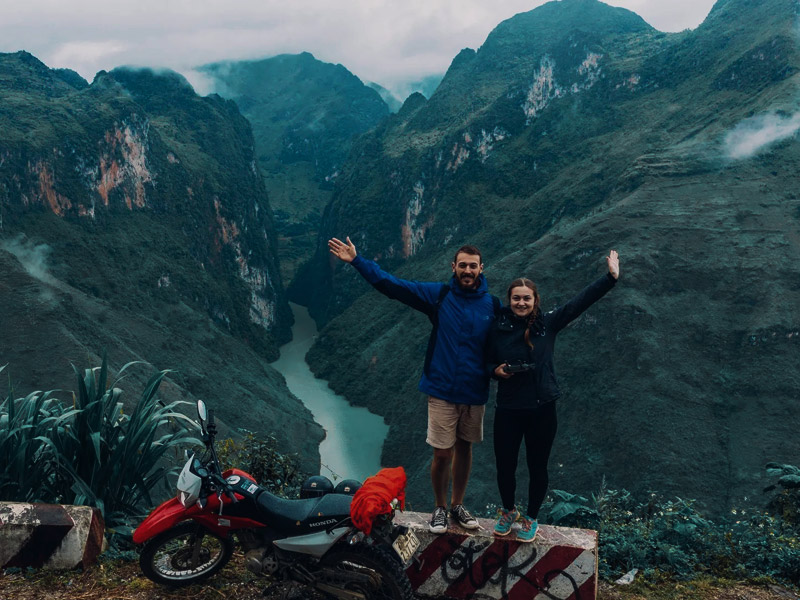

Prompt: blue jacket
[{"left": 351, "top": 255, "right": 496, "bottom": 405}]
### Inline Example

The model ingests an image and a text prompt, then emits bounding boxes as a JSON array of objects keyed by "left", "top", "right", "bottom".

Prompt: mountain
[
  {"left": 297, "top": 0, "right": 800, "bottom": 511},
  {"left": 0, "top": 52, "right": 322, "bottom": 468},
  {"left": 369, "top": 75, "right": 446, "bottom": 114},
  {"left": 368, "top": 82, "right": 403, "bottom": 113},
  {"left": 392, "top": 74, "right": 445, "bottom": 103},
  {"left": 199, "top": 53, "right": 390, "bottom": 284}
]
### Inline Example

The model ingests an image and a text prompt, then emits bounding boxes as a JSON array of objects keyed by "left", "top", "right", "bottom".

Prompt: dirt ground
[{"left": 0, "top": 554, "right": 798, "bottom": 600}]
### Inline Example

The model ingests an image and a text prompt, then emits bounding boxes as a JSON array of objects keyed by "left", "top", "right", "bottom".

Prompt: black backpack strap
[
  {"left": 423, "top": 285, "right": 450, "bottom": 376},
  {"left": 428, "top": 284, "right": 451, "bottom": 325}
]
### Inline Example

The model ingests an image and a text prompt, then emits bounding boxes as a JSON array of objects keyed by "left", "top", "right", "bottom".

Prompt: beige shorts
[{"left": 426, "top": 396, "right": 485, "bottom": 449}]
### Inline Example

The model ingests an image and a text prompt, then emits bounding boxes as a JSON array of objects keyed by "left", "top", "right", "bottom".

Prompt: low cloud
[
  {"left": 50, "top": 40, "right": 128, "bottom": 77},
  {"left": 183, "top": 69, "right": 219, "bottom": 97},
  {"left": 0, "top": 235, "right": 57, "bottom": 286},
  {"left": 0, "top": 1, "right": 716, "bottom": 100},
  {"left": 724, "top": 112, "right": 800, "bottom": 160}
]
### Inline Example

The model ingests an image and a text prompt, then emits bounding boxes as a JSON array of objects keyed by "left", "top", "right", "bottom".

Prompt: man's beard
[{"left": 458, "top": 273, "right": 478, "bottom": 289}]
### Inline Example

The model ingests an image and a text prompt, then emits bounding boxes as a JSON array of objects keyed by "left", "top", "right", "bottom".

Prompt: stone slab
[
  {"left": 396, "top": 511, "right": 597, "bottom": 600},
  {"left": 0, "top": 502, "right": 105, "bottom": 570}
]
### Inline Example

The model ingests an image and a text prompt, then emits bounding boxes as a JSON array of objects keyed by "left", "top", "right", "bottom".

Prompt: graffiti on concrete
[{"left": 437, "top": 537, "right": 582, "bottom": 600}]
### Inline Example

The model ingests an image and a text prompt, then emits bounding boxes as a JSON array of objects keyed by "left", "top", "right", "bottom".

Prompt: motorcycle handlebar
[
  {"left": 207, "top": 409, "right": 216, "bottom": 432},
  {"left": 210, "top": 472, "right": 238, "bottom": 504}
]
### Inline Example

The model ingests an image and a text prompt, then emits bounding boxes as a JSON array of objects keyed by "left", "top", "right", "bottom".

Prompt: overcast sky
[{"left": 2, "top": 0, "right": 716, "bottom": 98}]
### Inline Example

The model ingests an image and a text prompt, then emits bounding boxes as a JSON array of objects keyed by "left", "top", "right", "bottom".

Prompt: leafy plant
[
  {"left": 546, "top": 488, "right": 598, "bottom": 523},
  {"left": 538, "top": 479, "right": 800, "bottom": 585},
  {"left": 217, "top": 430, "right": 307, "bottom": 498},
  {"left": 0, "top": 366, "right": 64, "bottom": 502},
  {"left": 0, "top": 357, "right": 200, "bottom": 532},
  {"left": 764, "top": 463, "right": 800, "bottom": 528}
]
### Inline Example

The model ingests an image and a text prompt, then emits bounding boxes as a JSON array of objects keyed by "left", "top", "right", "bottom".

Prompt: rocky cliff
[
  {"left": 0, "top": 52, "right": 322, "bottom": 468},
  {"left": 200, "top": 53, "right": 390, "bottom": 284}
]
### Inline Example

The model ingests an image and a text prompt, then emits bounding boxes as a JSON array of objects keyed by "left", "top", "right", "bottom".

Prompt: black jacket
[{"left": 485, "top": 273, "right": 616, "bottom": 409}]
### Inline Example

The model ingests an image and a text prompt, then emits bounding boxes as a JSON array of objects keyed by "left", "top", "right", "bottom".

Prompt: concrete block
[
  {"left": 397, "top": 511, "right": 597, "bottom": 600},
  {"left": 0, "top": 502, "right": 105, "bottom": 570}
]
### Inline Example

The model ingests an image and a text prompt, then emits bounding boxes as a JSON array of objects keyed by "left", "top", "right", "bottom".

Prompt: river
[{"left": 271, "top": 302, "right": 389, "bottom": 482}]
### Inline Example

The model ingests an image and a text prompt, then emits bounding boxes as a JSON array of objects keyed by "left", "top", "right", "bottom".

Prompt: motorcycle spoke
[{"left": 140, "top": 522, "right": 234, "bottom": 585}]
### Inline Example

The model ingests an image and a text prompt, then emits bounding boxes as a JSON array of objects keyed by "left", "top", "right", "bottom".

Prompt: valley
[{"left": 1, "top": 0, "right": 798, "bottom": 518}]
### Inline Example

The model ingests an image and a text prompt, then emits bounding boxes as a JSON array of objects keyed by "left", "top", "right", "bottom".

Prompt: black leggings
[{"left": 493, "top": 403, "right": 557, "bottom": 519}]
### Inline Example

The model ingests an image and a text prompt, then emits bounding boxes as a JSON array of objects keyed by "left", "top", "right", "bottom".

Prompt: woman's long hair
[{"left": 506, "top": 278, "right": 540, "bottom": 348}]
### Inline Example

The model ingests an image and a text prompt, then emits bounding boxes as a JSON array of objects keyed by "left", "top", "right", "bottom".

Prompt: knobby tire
[
  {"left": 320, "top": 543, "right": 414, "bottom": 600},
  {"left": 139, "top": 521, "right": 234, "bottom": 586}
]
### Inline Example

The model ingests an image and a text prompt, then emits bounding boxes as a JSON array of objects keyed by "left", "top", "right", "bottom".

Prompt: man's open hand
[{"left": 328, "top": 237, "right": 357, "bottom": 263}]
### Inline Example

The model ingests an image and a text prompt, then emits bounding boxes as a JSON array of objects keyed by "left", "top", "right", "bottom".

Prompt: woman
[{"left": 486, "top": 250, "right": 620, "bottom": 542}]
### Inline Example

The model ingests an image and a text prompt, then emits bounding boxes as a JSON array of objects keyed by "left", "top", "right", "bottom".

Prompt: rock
[
  {"left": 614, "top": 568, "right": 638, "bottom": 585},
  {"left": 0, "top": 502, "right": 105, "bottom": 570}
]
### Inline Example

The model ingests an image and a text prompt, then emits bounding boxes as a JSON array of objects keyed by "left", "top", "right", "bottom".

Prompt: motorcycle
[{"left": 133, "top": 400, "right": 419, "bottom": 599}]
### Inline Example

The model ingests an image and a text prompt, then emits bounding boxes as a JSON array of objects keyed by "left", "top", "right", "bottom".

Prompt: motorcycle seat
[{"left": 255, "top": 491, "right": 353, "bottom": 534}]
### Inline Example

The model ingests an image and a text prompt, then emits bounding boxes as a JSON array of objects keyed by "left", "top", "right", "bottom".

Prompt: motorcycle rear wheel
[
  {"left": 139, "top": 521, "right": 234, "bottom": 586},
  {"left": 320, "top": 544, "right": 414, "bottom": 600}
]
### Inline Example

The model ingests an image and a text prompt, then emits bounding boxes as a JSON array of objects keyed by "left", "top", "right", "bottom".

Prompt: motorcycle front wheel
[
  {"left": 139, "top": 521, "right": 234, "bottom": 586},
  {"left": 320, "top": 543, "right": 414, "bottom": 600}
]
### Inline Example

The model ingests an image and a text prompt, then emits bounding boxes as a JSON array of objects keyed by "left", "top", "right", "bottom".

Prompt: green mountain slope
[
  {"left": 200, "top": 53, "right": 390, "bottom": 284},
  {"left": 0, "top": 52, "right": 322, "bottom": 468},
  {"left": 299, "top": 0, "right": 800, "bottom": 511}
]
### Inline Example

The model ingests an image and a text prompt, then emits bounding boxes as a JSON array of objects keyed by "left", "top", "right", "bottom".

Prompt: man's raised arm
[{"left": 328, "top": 236, "right": 442, "bottom": 315}]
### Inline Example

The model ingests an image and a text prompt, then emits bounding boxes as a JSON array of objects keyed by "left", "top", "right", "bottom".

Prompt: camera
[{"left": 503, "top": 360, "right": 535, "bottom": 373}]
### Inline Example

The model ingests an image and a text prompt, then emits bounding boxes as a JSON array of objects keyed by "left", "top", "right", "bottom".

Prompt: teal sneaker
[
  {"left": 517, "top": 515, "right": 538, "bottom": 542},
  {"left": 493, "top": 507, "right": 518, "bottom": 536}
]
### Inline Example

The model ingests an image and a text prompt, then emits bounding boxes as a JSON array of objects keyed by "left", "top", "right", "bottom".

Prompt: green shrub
[
  {"left": 0, "top": 357, "right": 200, "bottom": 533},
  {"left": 0, "top": 378, "right": 64, "bottom": 502},
  {"left": 539, "top": 478, "right": 800, "bottom": 585},
  {"left": 217, "top": 430, "right": 307, "bottom": 498},
  {"left": 764, "top": 463, "right": 800, "bottom": 527}
]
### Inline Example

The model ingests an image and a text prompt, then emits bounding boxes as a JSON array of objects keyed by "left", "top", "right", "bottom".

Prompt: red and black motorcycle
[{"left": 133, "top": 400, "right": 418, "bottom": 599}]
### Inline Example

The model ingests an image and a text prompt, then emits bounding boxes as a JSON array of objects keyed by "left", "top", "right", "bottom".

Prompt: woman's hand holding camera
[{"left": 494, "top": 363, "right": 513, "bottom": 379}]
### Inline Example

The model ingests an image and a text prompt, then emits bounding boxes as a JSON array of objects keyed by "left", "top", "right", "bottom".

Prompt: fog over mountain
[{"left": 1, "top": 1, "right": 716, "bottom": 98}]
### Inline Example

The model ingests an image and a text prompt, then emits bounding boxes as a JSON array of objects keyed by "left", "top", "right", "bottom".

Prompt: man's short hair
[{"left": 452, "top": 245, "right": 482, "bottom": 264}]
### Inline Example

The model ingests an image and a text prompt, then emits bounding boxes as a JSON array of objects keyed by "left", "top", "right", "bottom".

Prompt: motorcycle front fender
[{"left": 133, "top": 497, "right": 196, "bottom": 544}]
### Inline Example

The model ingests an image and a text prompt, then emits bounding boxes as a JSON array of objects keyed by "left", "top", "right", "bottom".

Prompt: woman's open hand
[
  {"left": 607, "top": 249, "right": 619, "bottom": 280},
  {"left": 328, "top": 237, "right": 357, "bottom": 263}
]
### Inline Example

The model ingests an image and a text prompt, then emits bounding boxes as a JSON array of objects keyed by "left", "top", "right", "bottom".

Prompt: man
[{"left": 328, "top": 236, "right": 499, "bottom": 533}]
